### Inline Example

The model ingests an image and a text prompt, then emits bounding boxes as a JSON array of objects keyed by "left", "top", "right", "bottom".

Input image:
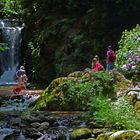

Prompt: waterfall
[{"left": 0, "top": 19, "right": 24, "bottom": 85}]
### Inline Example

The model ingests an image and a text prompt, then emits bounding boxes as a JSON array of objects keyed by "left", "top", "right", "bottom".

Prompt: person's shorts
[
  {"left": 106, "top": 62, "right": 114, "bottom": 71},
  {"left": 13, "top": 86, "right": 23, "bottom": 94}
]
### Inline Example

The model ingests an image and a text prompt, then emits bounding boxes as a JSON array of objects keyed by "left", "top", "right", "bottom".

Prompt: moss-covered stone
[
  {"left": 93, "top": 129, "right": 104, "bottom": 137},
  {"left": 70, "top": 127, "right": 92, "bottom": 140},
  {"left": 88, "top": 121, "right": 104, "bottom": 129},
  {"left": 96, "top": 132, "right": 113, "bottom": 140},
  {"left": 30, "top": 70, "right": 132, "bottom": 111},
  {"left": 134, "top": 101, "right": 140, "bottom": 115},
  {"left": 113, "top": 71, "right": 132, "bottom": 93}
]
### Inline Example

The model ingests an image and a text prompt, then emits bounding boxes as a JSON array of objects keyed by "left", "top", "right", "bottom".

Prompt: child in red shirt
[{"left": 92, "top": 58, "right": 104, "bottom": 72}]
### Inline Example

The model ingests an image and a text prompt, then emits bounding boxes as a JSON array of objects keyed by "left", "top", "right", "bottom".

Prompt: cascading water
[{"left": 0, "top": 19, "right": 24, "bottom": 85}]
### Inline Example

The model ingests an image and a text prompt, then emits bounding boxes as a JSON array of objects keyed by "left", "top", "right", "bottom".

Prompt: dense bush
[{"left": 115, "top": 25, "right": 140, "bottom": 80}]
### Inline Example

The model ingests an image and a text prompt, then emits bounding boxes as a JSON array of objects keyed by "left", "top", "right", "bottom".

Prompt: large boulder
[{"left": 109, "top": 130, "right": 139, "bottom": 140}]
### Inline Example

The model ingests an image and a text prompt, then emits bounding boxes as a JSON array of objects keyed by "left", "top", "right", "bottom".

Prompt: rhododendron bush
[{"left": 115, "top": 25, "right": 140, "bottom": 78}]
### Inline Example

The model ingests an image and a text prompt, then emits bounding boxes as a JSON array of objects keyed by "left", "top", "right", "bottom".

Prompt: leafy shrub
[
  {"left": 115, "top": 25, "right": 140, "bottom": 80},
  {"left": 0, "top": 0, "right": 23, "bottom": 18},
  {"left": 89, "top": 96, "right": 140, "bottom": 130},
  {"left": 0, "top": 43, "right": 8, "bottom": 52}
]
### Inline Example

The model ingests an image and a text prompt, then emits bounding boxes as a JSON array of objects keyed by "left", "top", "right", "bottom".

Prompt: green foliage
[
  {"left": 90, "top": 72, "right": 114, "bottom": 96},
  {"left": 0, "top": 43, "right": 8, "bottom": 52},
  {"left": 89, "top": 96, "right": 140, "bottom": 130},
  {"left": 65, "top": 72, "right": 114, "bottom": 110},
  {"left": 115, "top": 25, "right": 140, "bottom": 80},
  {"left": 72, "top": 34, "right": 84, "bottom": 45},
  {"left": 27, "top": 41, "right": 41, "bottom": 81},
  {"left": 31, "top": 71, "right": 115, "bottom": 111},
  {"left": 65, "top": 80, "right": 102, "bottom": 110},
  {"left": 0, "top": 0, "right": 23, "bottom": 18}
]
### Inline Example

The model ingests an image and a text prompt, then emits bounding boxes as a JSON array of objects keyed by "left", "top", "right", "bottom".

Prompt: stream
[{"left": 0, "top": 89, "right": 88, "bottom": 140}]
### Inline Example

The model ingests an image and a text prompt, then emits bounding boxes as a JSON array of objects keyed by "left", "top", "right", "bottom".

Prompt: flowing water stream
[
  {"left": 0, "top": 90, "right": 87, "bottom": 140},
  {"left": 0, "top": 91, "right": 40, "bottom": 140}
]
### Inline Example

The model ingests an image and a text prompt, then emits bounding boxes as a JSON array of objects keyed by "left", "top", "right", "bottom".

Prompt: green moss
[
  {"left": 96, "top": 132, "right": 113, "bottom": 140},
  {"left": 112, "top": 71, "right": 132, "bottom": 93},
  {"left": 70, "top": 128, "right": 92, "bottom": 140},
  {"left": 134, "top": 101, "right": 140, "bottom": 115}
]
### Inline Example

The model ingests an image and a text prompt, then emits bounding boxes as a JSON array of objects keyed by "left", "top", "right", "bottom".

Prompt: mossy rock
[
  {"left": 70, "top": 127, "right": 92, "bottom": 140},
  {"left": 93, "top": 129, "right": 104, "bottom": 137},
  {"left": 96, "top": 132, "right": 113, "bottom": 140},
  {"left": 31, "top": 77, "right": 74, "bottom": 110},
  {"left": 134, "top": 101, "right": 140, "bottom": 115},
  {"left": 108, "top": 130, "right": 139, "bottom": 140},
  {"left": 112, "top": 71, "right": 132, "bottom": 93},
  {"left": 88, "top": 121, "right": 104, "bottom": 128},
  {"left": 30, "top": 70, "right": 130, "bottom": 111}
]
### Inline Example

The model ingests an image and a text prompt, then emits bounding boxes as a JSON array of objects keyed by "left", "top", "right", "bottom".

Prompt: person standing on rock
[{"left": 106, "top": 45, "right": 116, "bottom": 72}]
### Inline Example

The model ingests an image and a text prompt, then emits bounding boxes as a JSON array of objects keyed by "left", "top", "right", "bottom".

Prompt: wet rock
[
  {"left": 44, "top": 116, "right": 57, "bottom": 125},
  {"left": 38, "top": 114, "right": 50, "bottom": 122},
  {"left": 22, "top": 115, "right": 41, "bottom": 123},
  {"left": 10, "top": 117, "right": 21, "bottom": 127},
  {"left": 24, "top": 127, "right": 38, "bottom": 137},
  {"left": 10, "top": 95, "right": 25, "bottom": 102},
  {"left": 70, "top": 127, "right": 92, "bottom": 140},
  {"left": 38, "top": 122, "right": 49, "bottom": 132},
  {"left": 30, "top": 122, "right": 40, "bottom": 128},
  {"left": 31, "top": 132, "right": 43, "bottom": 139},
  {"left": 19, "top": 123, "right": 27, "bottom": 128},
  {"left": 45, "top": 127, "right": 68, "bottom": 140}
]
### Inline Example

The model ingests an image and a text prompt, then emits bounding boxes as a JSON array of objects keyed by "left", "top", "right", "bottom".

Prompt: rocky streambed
[
  {"left": 0, "top": 87, "right": 140, "bottom": 140},
  {"left": 0, "top": 88, "right": 91, "bottom": 140}
]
